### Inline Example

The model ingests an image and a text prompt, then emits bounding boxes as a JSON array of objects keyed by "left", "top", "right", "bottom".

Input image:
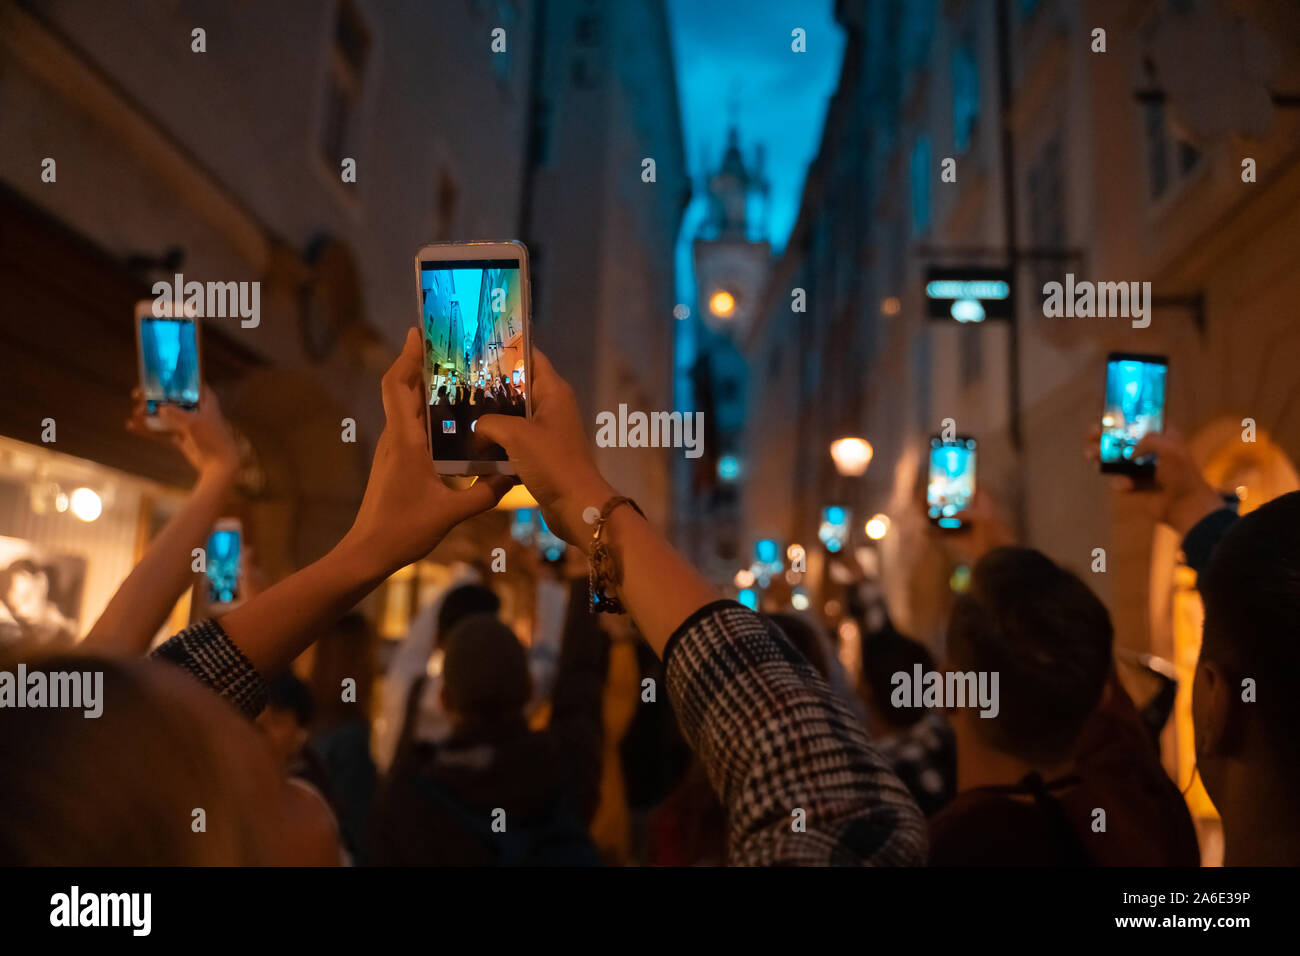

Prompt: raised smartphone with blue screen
[
  {"left": 1100, "top": 352, "right": 1167, "bottom": 477},
  {"left": 928, "top": 436, "right": 977, "bottom": 531}
]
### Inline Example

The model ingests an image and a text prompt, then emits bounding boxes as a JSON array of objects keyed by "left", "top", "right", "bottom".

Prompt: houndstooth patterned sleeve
[
  {"left": 663, "top": 601, "right": 927, "bottom": 866},
  {"left": 152, "top": 618, "right": 267, "bottom": 719}
]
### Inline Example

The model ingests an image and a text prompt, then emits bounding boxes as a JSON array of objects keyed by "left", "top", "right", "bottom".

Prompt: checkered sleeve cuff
[
  {"left": 664, "top": 601, "right": 927, "bottom": 866},
  {"left": 152, "top": 618, "right": 267, "bottom": 719}
]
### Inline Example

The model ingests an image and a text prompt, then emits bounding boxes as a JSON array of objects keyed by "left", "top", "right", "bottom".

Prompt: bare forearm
[
  {"left": 218, "top": 531, "right": 390, "bottom": 675},
  {"left": 83, "top": 466, "right": 235, "bottom": 655}
]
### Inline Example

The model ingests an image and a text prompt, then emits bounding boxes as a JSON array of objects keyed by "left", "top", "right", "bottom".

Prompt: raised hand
[
  {"left": 127, "top": 385, "right": 240, "bottom": 479},
  {"left": 475, "top": 349, "right": 615, "bottom": 550},
  {"left": 1085, "top": 424, "right": 1223, "bottom": 534}
]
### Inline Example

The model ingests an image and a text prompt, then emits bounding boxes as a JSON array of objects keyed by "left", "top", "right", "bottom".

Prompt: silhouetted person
[
  {"left": 929, "top": 547, "right": 1197, "bottom": 865},
  {"left": 1193, "top": 491, "right": 1300, "bottom": 865}
]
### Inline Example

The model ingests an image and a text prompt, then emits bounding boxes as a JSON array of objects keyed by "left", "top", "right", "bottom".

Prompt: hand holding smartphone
[
  {"left": 414, "top": 241, "right": 532, "bottom": 475},
  {"left": 135, "top": 300, "right": 202, "bottom": 429},
  {"left": 1099, "top": 352, "right": 1167, "bottom": 477}
]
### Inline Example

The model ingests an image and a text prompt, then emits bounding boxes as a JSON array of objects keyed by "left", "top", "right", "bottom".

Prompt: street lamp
[
  {"left": 709, "top": 290, "right": 736, "bottom": 319},
  {"left": 830, "top": 437, "right": 873, "bottom": 476}
]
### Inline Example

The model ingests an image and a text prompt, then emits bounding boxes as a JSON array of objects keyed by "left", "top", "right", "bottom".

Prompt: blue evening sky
[{"left": 666, "top": 0, "right": 846, "bottom": 307}]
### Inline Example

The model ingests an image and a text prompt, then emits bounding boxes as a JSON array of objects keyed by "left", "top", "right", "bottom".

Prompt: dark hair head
[
  {"left": 266, "top": 670, "right": 314, "bottom": 728},
  {"left": 0, "top": 655, "right": 268, "bottom": 864},
  {"left": 440, "top": 614, "right": 530, "bottom": 718},
  {"left": 1199, "top": 491, "right": 1300, "bottom": 784},
  {"left": 766, "top": 613, "right": 829, "bottom": 680},
  {"left": 437, "top": 584, "right": 500, "bottom": 643},
  {"left": 861, "top": 624, "right": 936, "bottom": 728},
  {"left": 946, "top": 547, "right": 1112, "bottom": 764}
]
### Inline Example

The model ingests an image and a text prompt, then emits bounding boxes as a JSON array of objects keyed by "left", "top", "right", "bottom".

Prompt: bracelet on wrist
[{"left": 587, "top": 495, "right": 644, "bottom": 614}]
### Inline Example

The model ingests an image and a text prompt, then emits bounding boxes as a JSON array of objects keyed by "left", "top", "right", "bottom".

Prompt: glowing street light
[
  {"left": 70, "top": 487, "right": 102, "bottom": 522},
  {"left": 865, "top": 514, "right": 890, "bottom": 540},
  {"left": 709, "top": 290, "right": 736, "bottom": 318},
  {"left": 830, "top": 437, "right": 873, "bottom": 476}
]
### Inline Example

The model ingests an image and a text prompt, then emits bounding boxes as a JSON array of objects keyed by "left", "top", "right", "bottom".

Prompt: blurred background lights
[
  {"left": 829, "top": 437, "right": 873, "bottom": 476},
  {"left": 708, "top": 289, "right": 735, "bottom": 318},
  {"left": 70, "top": 486, "right": 102, "bottom": 522},
  {"left": 865, "top": 513, "right": 890, "bottom": 540}
]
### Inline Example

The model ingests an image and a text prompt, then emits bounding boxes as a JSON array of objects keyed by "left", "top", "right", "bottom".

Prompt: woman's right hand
[{"left": 476, "top": 350, "right": 615, "bottom": 550}]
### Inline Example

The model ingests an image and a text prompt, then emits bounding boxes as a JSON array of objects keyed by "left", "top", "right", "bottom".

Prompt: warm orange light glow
[
  {"left": 734, "top": 569, "right": 755, "bottom": 589},
  {"left": 830, "top": 437, "right": 873, "bottom": 476},
  {"left": 494, "top": 483, "right": 539, "bottom": 510},
  {"left": 865, "top": 514, "right": 890, "bottom": 540},
  {"left": 709, "top": 290, "right": 736, "bottom": 318},
  {"left": 881, "top": 296, "right": 901, "bottom": 316}
]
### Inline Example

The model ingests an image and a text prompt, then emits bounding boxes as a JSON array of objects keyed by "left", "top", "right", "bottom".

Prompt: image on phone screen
[
  {"left": 139, "top": 316, "right": 200, "bottom": 414},
  {"left": 205, "top": 527, "right": 242, "bottom": 606},
  {"left": 1100, "top": 354, "right": 1166, "bottom": 473},
  {"left": 928, "top": 437, "right": 977, "bottom": 530},
  {"left": 419, "top": 259, "right": 527, "bottom": 464}
]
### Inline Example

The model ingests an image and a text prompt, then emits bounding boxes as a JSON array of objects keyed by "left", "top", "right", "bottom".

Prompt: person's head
[
  {"left": 0, "top": 654, "right": 339, "bottom": 864},
  {"left": 945, "top": 547, "right": 1112, "bottom": 770},
  {"left": 257, "top": 670, "right": 314, "bottom": 769},
  {"left": 1194, "top": 492, "right": 1300, "bottom": 834},
  {"left": 439, "top": 614, "right": 531, "bottom": 727},
  {"left": 436, "top": 583, "right": 500, "bottom": 648},
  {"left": 860, "top": 624, "right": 937, "bottom": 731},
  {"left": 766, "top": 613, "right": 829, "bottom": 680}
]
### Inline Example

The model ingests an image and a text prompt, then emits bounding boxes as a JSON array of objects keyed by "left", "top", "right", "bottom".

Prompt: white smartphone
[
  {"left": 205, "top": 518, "right": 243, "bottom": 609},
  {"left": 413, "top": 241, "right": 533, "bottom": 475},
  {"left": 134, "top": 299, "right": 201, "bottom": 430}
]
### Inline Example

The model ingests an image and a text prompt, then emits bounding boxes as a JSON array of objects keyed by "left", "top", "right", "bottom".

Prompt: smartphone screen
[
  {"left": 205, "top": 525, "right": 242, "bottom": 606},
  {"left": 418, "top": 256, "right": 528, "bottom": 472},
  {"left": 928, "top": 436, "right": 977, "bottom": 530},
  {"left": 1100, "top": 353, "right": 1167, "bottom": 474},
  {"left": 139, "top": 314, "right": 200, "bottom": 414}
]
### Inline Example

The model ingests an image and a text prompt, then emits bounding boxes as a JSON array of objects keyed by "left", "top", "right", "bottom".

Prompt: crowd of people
[
  {"left": 1, "top": 327, "right": 1297, "bottom": 866},
  {"left": 431, "top": 369, "right": 526, "bottom": 417}
]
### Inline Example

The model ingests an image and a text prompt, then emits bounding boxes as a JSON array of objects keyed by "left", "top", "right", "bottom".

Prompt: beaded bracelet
[{"left": 588, "top": 495, "right": 644, "bottom": 614}]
